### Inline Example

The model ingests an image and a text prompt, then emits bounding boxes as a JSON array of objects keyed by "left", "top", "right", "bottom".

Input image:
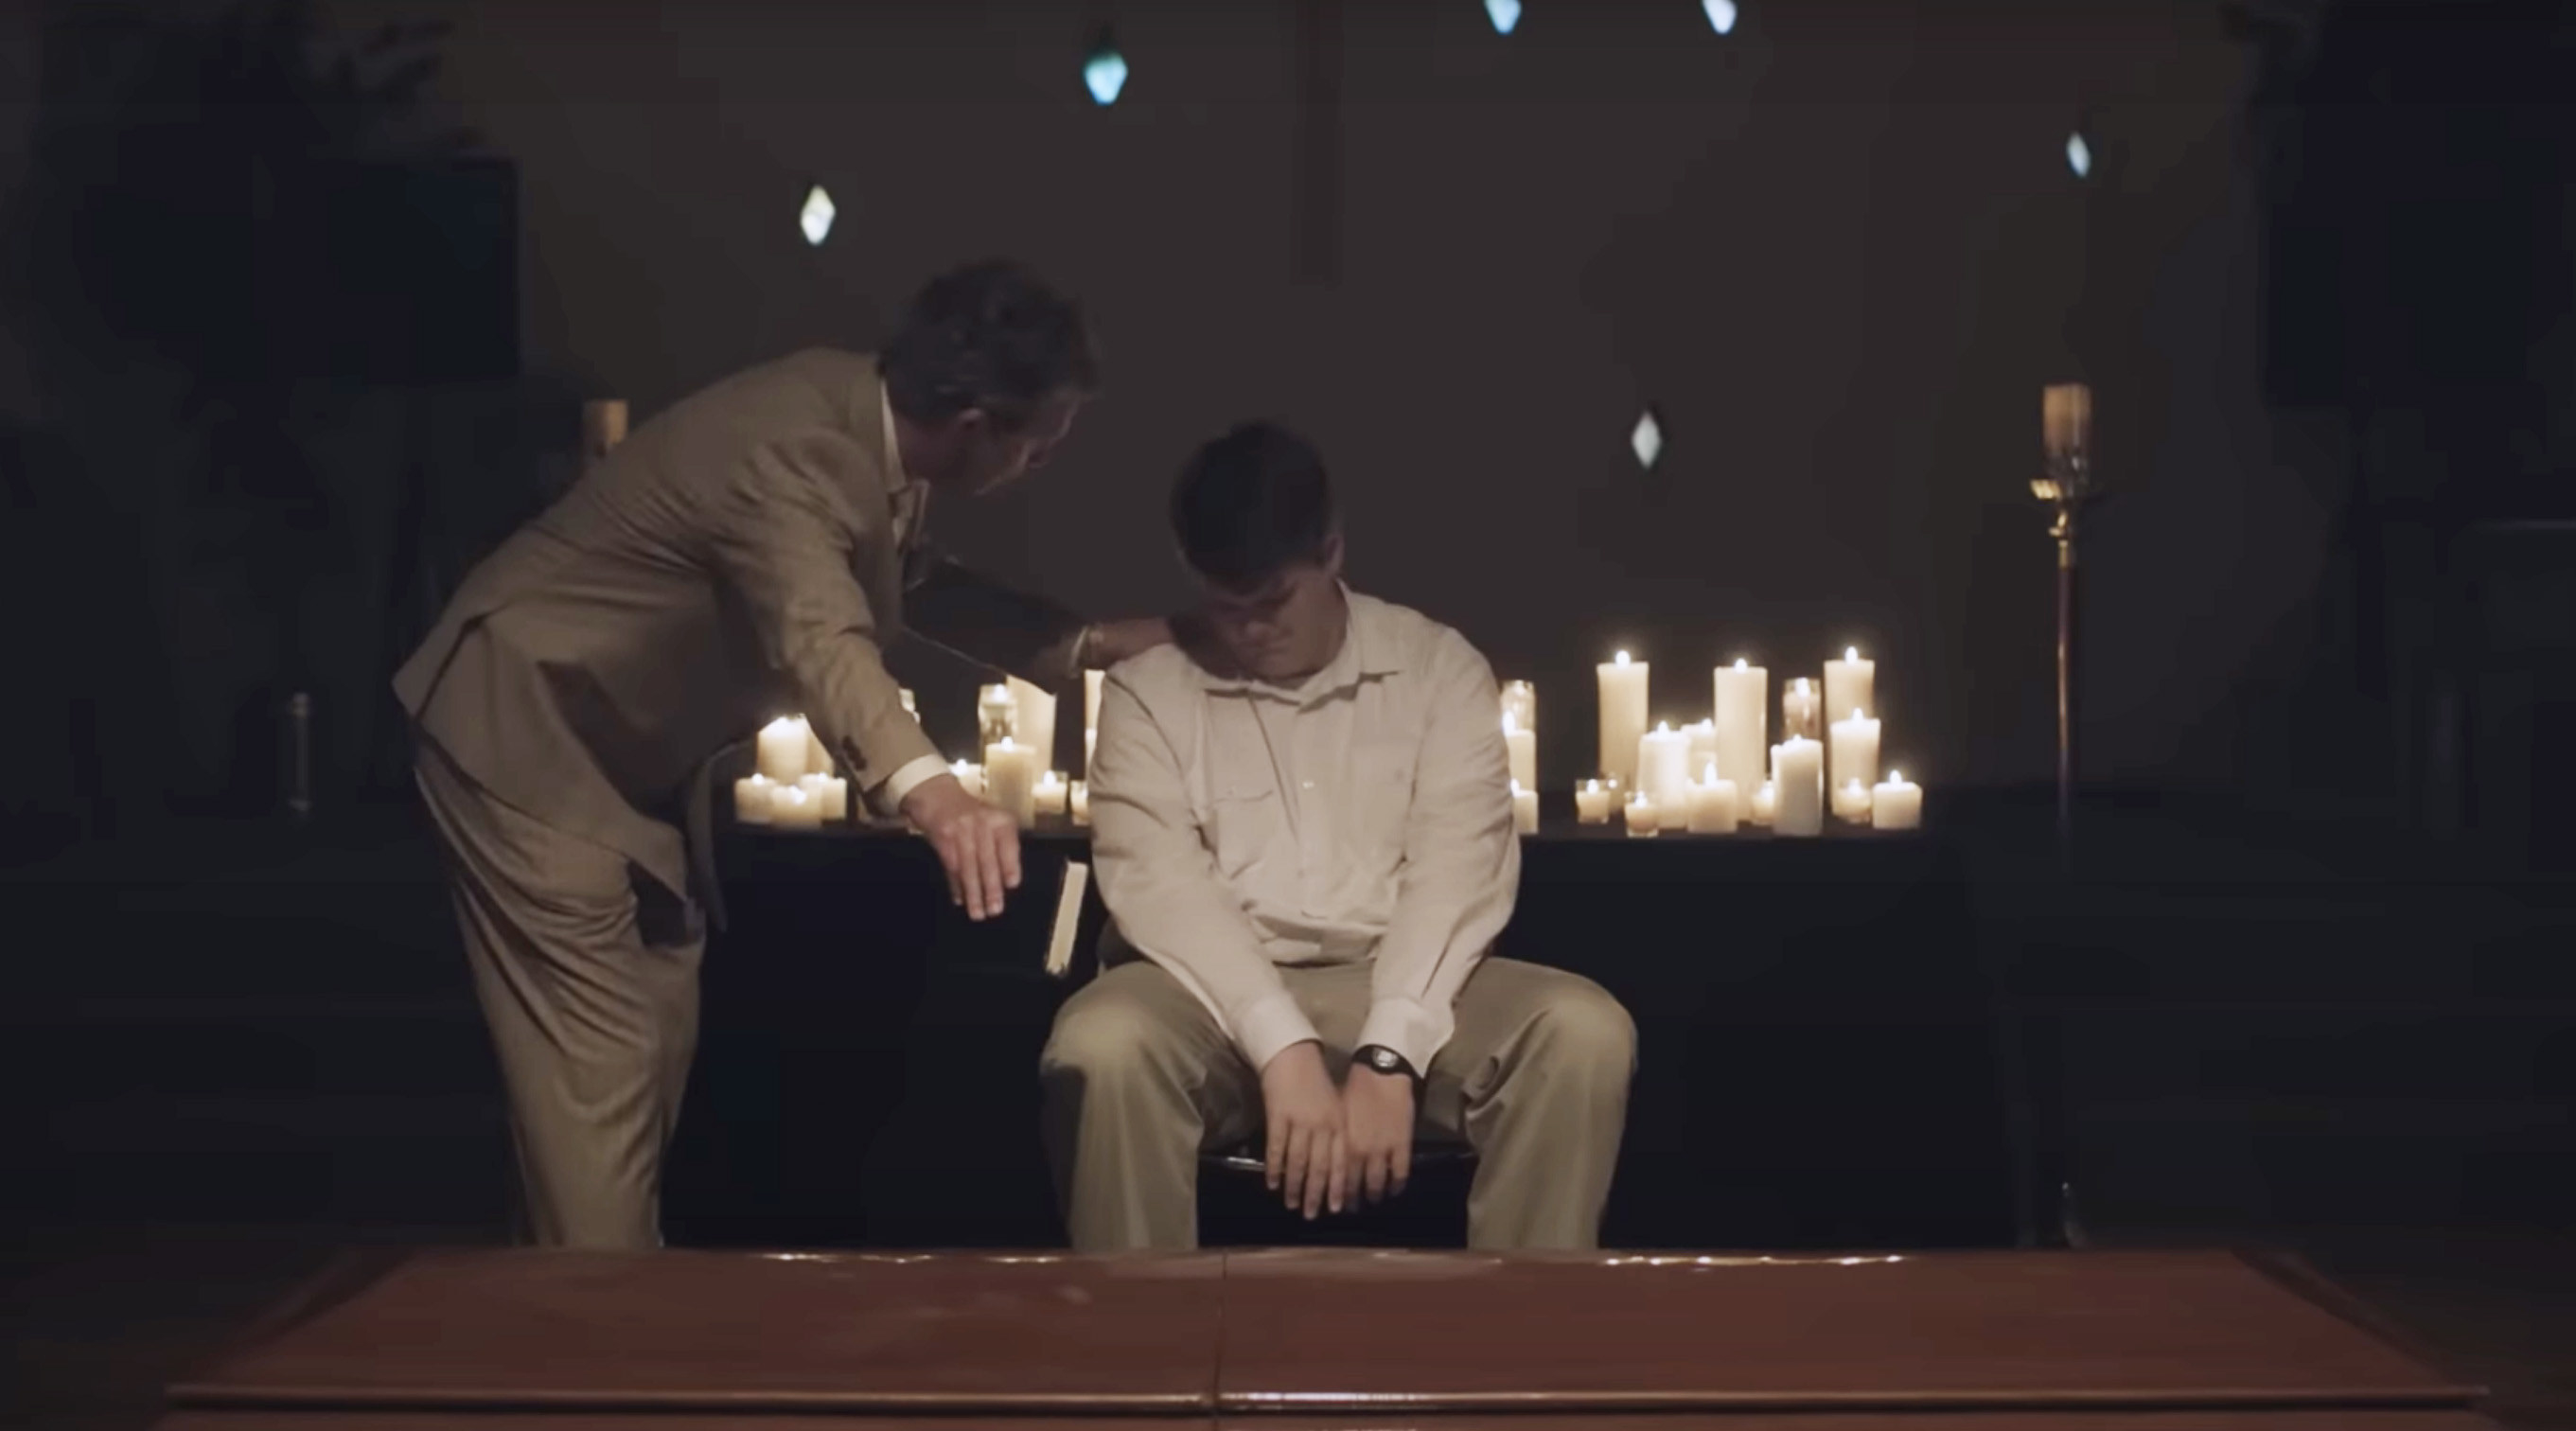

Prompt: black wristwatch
[{"left": 1353, "top": 1044, "right": 1420, "bottom": 1085}]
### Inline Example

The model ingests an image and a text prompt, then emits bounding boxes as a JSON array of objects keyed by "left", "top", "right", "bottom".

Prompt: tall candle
[
  {"left": 1774, "top": 736, "right": 1825, "bottom": 837},
  {"left": 1069, "top": 778, "right": 1090, "bottom": 827},
  {"left": 1872, "top": 770, "right": 1923, "bottom": 830},
  {"left": 1713, "top": 659, "right": 1768, "bottom": 795},
  {"left": 1034, "top": 769, "right": 1068, "bottom": 818},
  {"left": 1575, "top": 779, "right": 1613, "bottom": 825},
  {"left": 1510, "top": 780, "right": 1539, "bottom": 835},
  {"left": 1623, "top": 790, "right": 1661, "bottom": 838},
  {"left": 978, "top": 683, "right": 1018, "bottom": 750},
  {"left": 768, "top": 782, "right": 822, "bottom": 830},
  {"left": 1636, "top": 721, "right": 1693, "bottom": 818},
  {"left": 1832, "top": 777, "right": 1873, "bottom": 823},
  {"left": 984, "top": 738, "right": 1037, "bottom": 828},
  {"left": 1009, "top": 676, "right": 1059, "bottom": 773},
  {"left": 1597, "top": 650, "right": 1650, "bottom": 787},
  {"left": 1824, "top": 648, "right": 1876, "bottom": 723},
  {"left": 1828, "top": 706, "right": 1881, "bottom": 802},
  {"left": 2043, "top": 381, "right": 2093, "bottom": 460},
  {"left": 1686, "top": 762, "right": 1739, "bottom": 835},
  {"left": 732, "top": 773, "right": 778, "bottom": 824},
  {"left": 1685, "top": 719, "right": 1719, "bottom": 782},
  {"left": 756, "top": 716, "right": 811, "bottom": 784},
  {"left": 1782, "top": 677, "right": 1821, "bottom": 741},
  {"left": 1500, "top": 680, "right": 1537, "bottom": 733},
  {"left": 1503, "top": 712, "right": 1538, "bottom": 793}
]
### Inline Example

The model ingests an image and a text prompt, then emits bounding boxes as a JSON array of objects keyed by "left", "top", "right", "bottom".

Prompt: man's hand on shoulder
[
  {"left": 899, "top": 773, "right": 1021, "bottom": 921},
  {"left": 1342, "top": 1066, "right": 1416, "bottom": 1207}
]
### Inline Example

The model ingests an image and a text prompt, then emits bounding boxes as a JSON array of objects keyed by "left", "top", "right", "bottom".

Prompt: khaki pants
[
  {"left": 415, "top": 738, "right": 704, "bottom": 1250},
  {"left": 1040, "top": 951, "right": 1635, "bottom": 1252}
]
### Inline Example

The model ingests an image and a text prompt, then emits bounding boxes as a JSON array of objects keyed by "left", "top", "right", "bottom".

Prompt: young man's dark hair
[
  {"left": 878, "top": 260, "right": 1100, "bottom": 432},
  {"left": 1168, "top": 421, "right": 1338, "bottom": 592}
]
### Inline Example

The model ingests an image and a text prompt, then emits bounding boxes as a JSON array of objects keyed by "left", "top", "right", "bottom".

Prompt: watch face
[{"left": 1365, "top": 1047, "right": 1402, "bottom": 1072}]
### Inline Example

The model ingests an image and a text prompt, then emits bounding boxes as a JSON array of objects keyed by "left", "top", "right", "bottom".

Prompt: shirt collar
[{"left": 1194, "top": 585, "right": 1403, "bottom": 703}]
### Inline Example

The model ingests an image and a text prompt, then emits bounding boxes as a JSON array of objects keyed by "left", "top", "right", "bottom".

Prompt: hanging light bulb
[
  {"left": 2066, "top": 131, "right": 2092, "bottom": 178},
  {"left": 1085, "top": 28, "right": 1129, "bottom": 105},
  {"left": 799, "top": 185, "right": 836, "bottom": 246},
  {"left": 1703, "top": 0, "right": 1738, "bottom": 34},
  {"left": 1486, "top": 0, "right": 1523, "bottom": 35}
]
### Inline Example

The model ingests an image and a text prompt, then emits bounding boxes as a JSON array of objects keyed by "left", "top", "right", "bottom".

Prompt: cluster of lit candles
[
  {"left": 1497, "top": 646, "right": 1922, "bottom": 839},
  {"left": 733, "top": 674, "right": 1108, "bottom": 830}
]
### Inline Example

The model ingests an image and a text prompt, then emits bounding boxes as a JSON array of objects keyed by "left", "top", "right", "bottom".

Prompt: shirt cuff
[
  {"left": 874, "top": 752, "right": 953, "bottom": 816},
  {"left": 1356, "top": 996, "right": 1453, "bottom": 1077},
  {"left": 1235, "top": 988, "right": 1323, "bottom": 1075}
]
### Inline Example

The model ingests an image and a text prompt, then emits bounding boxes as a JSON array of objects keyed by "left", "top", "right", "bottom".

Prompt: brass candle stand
[{"left": 2031, "top": 444, "right": 2104, "bottom": 873}]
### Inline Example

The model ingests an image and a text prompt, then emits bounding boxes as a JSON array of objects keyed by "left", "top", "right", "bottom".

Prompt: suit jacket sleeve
[{"left": 703, "top": 428, "right": 939, "bottom": 789}]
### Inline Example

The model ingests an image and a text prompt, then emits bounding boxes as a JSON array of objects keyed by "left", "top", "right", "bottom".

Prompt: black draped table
[{"left": 664, "top": 804, "right": 2016, "bottom": 1251}]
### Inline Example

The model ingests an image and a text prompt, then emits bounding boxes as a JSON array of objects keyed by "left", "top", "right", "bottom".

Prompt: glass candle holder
[{"left": 978, "top": 682, "right": 1018, "bottom": 751}]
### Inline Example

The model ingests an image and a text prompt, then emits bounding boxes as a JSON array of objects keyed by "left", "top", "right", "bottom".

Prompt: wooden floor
[{"left": 4, "top": 789, "right": 2570, "bottom": 1429}]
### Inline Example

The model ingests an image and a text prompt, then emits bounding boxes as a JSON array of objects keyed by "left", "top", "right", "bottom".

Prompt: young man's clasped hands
[{"left": 1259, "top": 1040, "right": 1418, "bottom": 1218}]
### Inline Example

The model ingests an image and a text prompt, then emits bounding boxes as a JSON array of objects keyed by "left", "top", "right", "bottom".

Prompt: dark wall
[{"left": 324, "top": 0, "right": 2334, "bottom": 800}]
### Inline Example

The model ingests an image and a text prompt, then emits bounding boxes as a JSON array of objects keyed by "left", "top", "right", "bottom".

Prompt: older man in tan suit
[{"left": 397, "top": 261, "right": 1171, "bottom": 1249}]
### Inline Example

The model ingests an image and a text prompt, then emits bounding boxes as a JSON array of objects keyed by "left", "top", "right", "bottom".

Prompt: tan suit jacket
[{"left": 394, "top": 347, "right": 1072, "bottom": 903}]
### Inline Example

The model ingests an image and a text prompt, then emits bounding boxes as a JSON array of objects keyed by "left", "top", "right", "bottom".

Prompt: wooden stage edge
[{"left": 158, "top": 1246, "right": 2499, "bottom": 1429}]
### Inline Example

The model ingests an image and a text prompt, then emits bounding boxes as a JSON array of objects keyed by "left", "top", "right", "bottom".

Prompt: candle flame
[
  {"left": 1703, "top": 761, "right": 1718, "bottom": 783},
  {"left": 1734, "top": 658, "right": 1748, "bottom": 669},
  {"left": 1502, "top": 712, "right": 1519, "bottom": 734},
  {"left": 1614, "top": 650, "right": 1631, "bottom": 664},
  {"left": 1656, "top": 720, "right": 1669, "bottom": 733},
  {"left": 1889, "top": 770, "right": 1904, "bottom": 784},
  {"left": 1853, "top": 709, "right": 1864, "bottom": 721},
  {"left": 1845, "top": 646, "right": 1860, "bottom": 662},
  {"left": 1510, "top": 779, "right": 1524, "bottom": 794},
  {"left": 1795, "top": 678, "right": 1809, "bottom": 693},
  {"left": 764, "top": 715, "right": 803, "bottom": 735}
]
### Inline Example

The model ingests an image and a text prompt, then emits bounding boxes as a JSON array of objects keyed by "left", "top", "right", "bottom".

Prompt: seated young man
[{"left": 1043, "top": 422, "right": 1635, "bottom": 1252}]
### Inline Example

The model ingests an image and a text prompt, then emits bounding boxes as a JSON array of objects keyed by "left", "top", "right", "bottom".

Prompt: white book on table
[{"left": 1045, "top": 860, "right": 1089, "bottom": 978}]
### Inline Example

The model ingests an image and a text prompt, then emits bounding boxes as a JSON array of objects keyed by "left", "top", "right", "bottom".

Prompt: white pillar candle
[
  {"left": 1828, "top": 707, "right": 1881, "bottom": 802},
  {"left": 1500, "top": 680, "right": 1537, "bottom": 733},
  {"left": 1009, "top": 676, "right": 1059, "bottom": 772},
  {"left": 768, "top": 782, "right": 822, "bottom": 830},
  {"left": 1510, "top": 780, "right": 1539, "bottom": 835},
  {"left": 1685, "top": 719, "right": 1719, "bottom": 782},
  {"left": 1069, "top": 778, "right": 1090, "bottom": 827},
  {"left": 756, "top": 716, "right": 811, "bottom": 784},
  {"left": 1034, "top": 769, "right": 1068, "bottom": 818},
  {"left": 1825, "top": 647, "right": 1876, "bottom": 723},
  {"left": 979, "top": 682, "right": 1018, "bottom": 750},
  {"left": 984, "top": 737, "right": 1038, "bottom": 828},
  {"left": 799, "top": 772, "right": 849, "bottom": 822},
  {"left": 1750, "top": 780, "right": 1777, "bottom": 826},
  {"left": 1686, "top": 762, "right": 1739, "bottom": 835},
  {"left": 732, "top": 773, "right": 778, "bottom": 824},
  {"left": 1872, "top": 770, "right": 1923, "bottom": 830},
  {"left": 1712, "top": 659, "right": 1768, "bottom": 796},
  {"left": 1575, "top": 779, "right": 1613, "bottom": 825},
  {"left": 1832, "top": 777, "right": 1873, "bottom": 823},
  {"left": 1636, "top": 722, "right": 1693, "bottom": 816},
  {"left": 1622, "top": 790, "right": 1660, "bottom": 838},
  {"left": 1084, "top": 669, "right": 1104, "bottom": 737},
  {"left": 1503, "top": 712, "right": 1538, "bottom": 793},
  {"left": 1596, "top": 650, "right": 1650, "bottom": 787},
  {"left": 950, "top": 759, "right": 986, "bottom": 800},
  {"left": 1782, "top": 677, "right": 1821, "bottom": 741},
  {"left": 1774, "top": 735, "right": 1825, "bottom": 837}
]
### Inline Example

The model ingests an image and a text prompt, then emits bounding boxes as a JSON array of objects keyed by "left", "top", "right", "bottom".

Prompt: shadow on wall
[{"left": 0, "top": 1, "right": 571, "bottom": 847}]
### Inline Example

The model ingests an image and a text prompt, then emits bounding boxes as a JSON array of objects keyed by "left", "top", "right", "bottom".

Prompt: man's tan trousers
[
  {"left": 1040, "top": 950, "right": 1636, "bottom": 1251},
  {"left": 415, "top": 738, "right": 704, "bottom": 1249}
]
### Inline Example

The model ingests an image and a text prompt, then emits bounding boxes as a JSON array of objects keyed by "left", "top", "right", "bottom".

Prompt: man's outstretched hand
[{"left": 900, "top": 773, "right": 1020, "bottom": 920}]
